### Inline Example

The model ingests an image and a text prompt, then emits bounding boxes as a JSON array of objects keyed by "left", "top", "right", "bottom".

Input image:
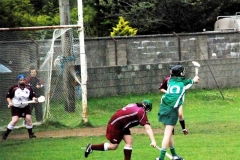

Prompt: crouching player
[
  {"left": 158, "top": 65, "right": 199, "bottom": 160},
  {"left": 84, "top": 100, "right": 157, "bottom": 160}
]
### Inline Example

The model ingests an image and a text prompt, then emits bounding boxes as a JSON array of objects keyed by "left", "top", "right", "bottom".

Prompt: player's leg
[
  {"left": 2, "top": 115, "right": 19, "bottom": 140},
  {"left": 84, "top": 142, "right": 119, "bottom": 158},
  {"left": 178, "top": 105, "right": 188, "bottom": 135},
  {"left": 25, "top": 106, "right": 36, "bottom": 138},
  {"left": 25, "top": 114, "right": 36, "bottom": 138},
  {"left": 85, "top": 125, "right": 121, "bottom": 158},
  {"left": 168, "top": 126, "right": 184, "bottom": 160},
  {"left": 123, "top": 133, "right": 133, "bottom": 160},
  {"left": 159, "top": 125, "right": 174, "bottom": 160},
  {"left": 2, "top": 107, "right": 21, "bottom": 140}
]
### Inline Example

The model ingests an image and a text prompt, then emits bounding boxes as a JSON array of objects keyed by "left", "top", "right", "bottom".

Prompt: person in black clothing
[{"left": 25, "top": 68, "right": 44, "bottom": 122}]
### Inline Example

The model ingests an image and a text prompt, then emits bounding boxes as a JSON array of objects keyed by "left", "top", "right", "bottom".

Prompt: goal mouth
[{"left": 0, "top": 25, "right": 83, "bottom": 128}]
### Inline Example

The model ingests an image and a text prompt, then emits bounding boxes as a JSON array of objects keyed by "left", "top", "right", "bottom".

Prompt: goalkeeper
[{"left": 2, "top": 74, "right": 38, "bottom": 140}]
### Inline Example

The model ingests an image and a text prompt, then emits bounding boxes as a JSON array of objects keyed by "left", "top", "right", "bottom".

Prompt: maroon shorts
[
  {"left": 11, "top": 106, "right": 31, "bottom": 118},
  {"left": 106, "top": 124, "right": 131, "bottom": 144}
]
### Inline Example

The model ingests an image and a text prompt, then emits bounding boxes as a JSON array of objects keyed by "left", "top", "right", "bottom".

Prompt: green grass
[{"left": 1, "top": 88, "right": 240, "bottom": 160}]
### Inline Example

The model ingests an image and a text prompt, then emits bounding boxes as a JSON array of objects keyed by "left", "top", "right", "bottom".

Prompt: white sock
[
  {"left": 104, "top": 143, "right": 110, "bottom": 151},
  {"left": 7, "top": 124, "right": 14, "bottom": 130},
  {"left": 124, "top": 146, "right": 132, "bottom": 150}
]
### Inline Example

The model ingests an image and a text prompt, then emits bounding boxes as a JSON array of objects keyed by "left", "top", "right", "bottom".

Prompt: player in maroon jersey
[
  {"left": 84, "top": 100, "right": 157, "bottom": 160},
  {"left": 159, "top": 67, "right": 188, "bottom": 135}
]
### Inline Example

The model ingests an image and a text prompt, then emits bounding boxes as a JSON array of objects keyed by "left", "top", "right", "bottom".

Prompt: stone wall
[
  {"left": 86, "top": 58, "right": 240, "bottom": 98},
  {"left": 48, "top": 58, "right": 240, "bottom": 99},
  {"left": 83, "top": 31, "right": 240, "bottom": 67},
  {"left": 1, "top": 31, "right": 240, "bottom": 107}
]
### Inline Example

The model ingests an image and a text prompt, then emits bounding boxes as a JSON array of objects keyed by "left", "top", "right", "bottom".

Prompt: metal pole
[
  {"left": 110, "top": 36, "right": 118, "bottom": 65},
  {"left": 78, "top": 0, "right": 88, "bottom": 123},
  {"left": 173, "top": 32, "right": 181, "bottom": 62},
  {"left": 196, "top": 40, "right": 224, "bottom": 100},
  {"left": 0, "top": 25, "right": 81, "bottom": 31}
]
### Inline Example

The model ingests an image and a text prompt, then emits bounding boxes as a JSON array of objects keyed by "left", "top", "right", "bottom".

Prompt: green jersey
[{"left": 160, "top": 77, "right": 194, "bottom": 109}]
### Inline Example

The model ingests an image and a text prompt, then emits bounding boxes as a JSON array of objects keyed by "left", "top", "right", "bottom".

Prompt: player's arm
[
  {"left": 160, "top": 88, "right": 167, "bottom": 93},
  {"left": 36, "top": 78, "right": 44, "bottom": 88},
  {"left": 6, "top": 87, "right": 14, "bottom": 107},
  {"left": 6, "top": 97, "right": 13, "bottom": 107},
  {"left": 144, "top": 124, "right": 156, "bottom": 147},
  {"left": 159, "top": 76, "right": 170, "bottom": 93}
]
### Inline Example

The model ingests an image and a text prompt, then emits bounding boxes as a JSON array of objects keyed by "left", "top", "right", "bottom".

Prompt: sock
[
  {"left": 27, "top": 128, "right": 33, "bottom": 135},
  {"left": 5, "top": 124, "right": 14, "bottom": 136},
  {"left": 5, "top": 128, "right": 12, "bottom": 136},
  {"left": 123, "top": 146, "right": 132, "bottom": 160},
  {"left": 179, "top": 119, "right": 185, "bottom": 130},
  {"left": 26, "top": 125, "right": 33, "bottom": 135},
  {"left": 91, "top": 143, "right": 105, "bottom": 151},
  {"left": 160, "top": 148, "right": 166, "bottom": 159},
  {"left": 170, "top": 146, "right": 177, "bottom": 156}
]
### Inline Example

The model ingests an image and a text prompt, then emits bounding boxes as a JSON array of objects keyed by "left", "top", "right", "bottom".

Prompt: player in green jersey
[{"left": 157, "top": 65, "right": 199, "bottom": 160}]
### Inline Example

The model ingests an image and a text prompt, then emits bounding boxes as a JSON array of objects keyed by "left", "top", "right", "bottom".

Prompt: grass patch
[{"left": 1, "top": 87, "right": 240, "bottom": 159}]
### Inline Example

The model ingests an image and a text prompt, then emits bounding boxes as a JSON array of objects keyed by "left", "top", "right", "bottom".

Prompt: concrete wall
[
  {"left": 83, "top": 31, "right": 240, "bottom": 67},
  {"left": 1, "top": 31, "right": 240, "bottom": 107},
  {"left": 86, "top": 58, "right": 240, "bottom": 98},
  {"left": 48, "top": 58, "right": 240, "bottom": 99}
]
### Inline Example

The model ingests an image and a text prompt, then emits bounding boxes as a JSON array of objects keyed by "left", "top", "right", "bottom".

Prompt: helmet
[
  {"left": 142, "top": 100, "right": 152, "bottom": 112},
  {"left": 17, "top": 74, "right": 26, "bottom": 81},
  {"left": 171, "top": 65, "right": 185, "bottom": 77}
]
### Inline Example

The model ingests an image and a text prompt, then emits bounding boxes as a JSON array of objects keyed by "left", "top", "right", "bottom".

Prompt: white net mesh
[{"left": 0, "top": 26, "right": 82, "bottom": 130}]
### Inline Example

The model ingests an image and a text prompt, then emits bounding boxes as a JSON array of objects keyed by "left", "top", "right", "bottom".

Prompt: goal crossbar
[{"left": 0, "top": 25, "right": 81, "bottom": 31}]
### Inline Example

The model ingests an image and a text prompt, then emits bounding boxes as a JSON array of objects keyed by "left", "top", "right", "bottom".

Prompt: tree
[
  {"left": 110, "top": 16, "right": 137, "bottom": 36},
  {"left": 0, "top": 0, "right": 35, "bottom": 27},
  {"left": 1, "top": 0, "right": 240, "bottom": 36}
]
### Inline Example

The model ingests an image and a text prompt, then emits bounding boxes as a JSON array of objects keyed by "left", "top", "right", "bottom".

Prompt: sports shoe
[
  {"left": 182, "top": 129, "right": 188, "bottom": 135},
  {"left": 2, "top": 132, "right": 8, "bottom": 140},
  {"left": 29, "top": 133, "right": 36, "bottom": 138},
  {"left": 85, "top": 143, "right": 92, "bottom": 158},
  {"left": 172, "top": 155, "right": 184, "bottom": 160}
]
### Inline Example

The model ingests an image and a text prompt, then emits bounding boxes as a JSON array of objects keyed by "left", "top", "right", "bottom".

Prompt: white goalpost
[{"left": 77, "top": 0, "right": 88, "bottom": 123}]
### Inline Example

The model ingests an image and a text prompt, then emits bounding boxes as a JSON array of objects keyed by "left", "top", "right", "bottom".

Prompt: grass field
[{"left": 1, "top": 88, "right": 240, "bottom": 160}]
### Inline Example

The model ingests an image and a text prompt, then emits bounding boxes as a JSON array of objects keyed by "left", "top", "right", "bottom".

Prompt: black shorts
[{"left": 11, "top": 106, "right": 31, "bottom": 118}]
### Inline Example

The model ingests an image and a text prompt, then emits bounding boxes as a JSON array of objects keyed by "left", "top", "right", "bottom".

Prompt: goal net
[{"left": 0, "top": 25, "right": 82, "bottom": 130}]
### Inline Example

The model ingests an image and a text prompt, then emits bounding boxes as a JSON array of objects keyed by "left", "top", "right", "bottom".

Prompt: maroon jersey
[
  {"left": 159, "top": 75, "right": 171, "bottom": 90},
  {"left": 106, "top": 103, "right": 150, "bottom": 144},
  {"left": 108, "top": 103, "right": 150, "bottom": 129}
]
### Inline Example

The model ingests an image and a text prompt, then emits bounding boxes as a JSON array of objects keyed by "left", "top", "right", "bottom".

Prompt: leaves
[
  {"left": 110, "top": 16, "right": 138, "bottom": 36},
  {"left": 0, "top": 0, "right": 240, "bottom": 36}
]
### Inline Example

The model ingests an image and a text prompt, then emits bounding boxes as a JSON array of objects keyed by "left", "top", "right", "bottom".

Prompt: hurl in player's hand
[
  {"left": 8, "top": 102, "right": 13, "bottom": 107},
  {"left": 33, "top": 97, "right": 38, "bottom": 103},
  {"left": 150, "top": 141, "right": 157, "bottom": 148},
  {"left": 193, "top": 76, "right": 199, "bottom": 83}
]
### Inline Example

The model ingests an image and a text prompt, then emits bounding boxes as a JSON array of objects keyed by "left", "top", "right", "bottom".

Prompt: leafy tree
[
  {"left": 110, "top": 16, "right": 137, "bottom": 36},
  {"left": 0, "top": 0, "right": 35, "bottom": 27},
  {"left": 1, "top": 0, "right": 240, "bottom": 36}
]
